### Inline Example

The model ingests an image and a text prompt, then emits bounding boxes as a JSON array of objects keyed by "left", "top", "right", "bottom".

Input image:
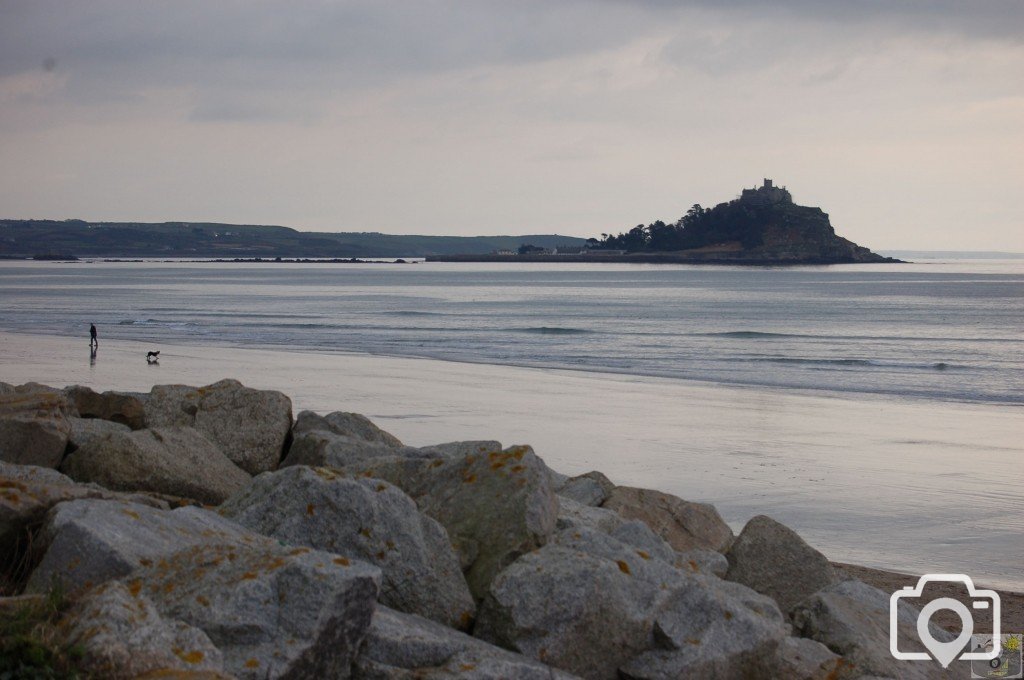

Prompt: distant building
[
  {"left": 552, "top": 246, "right": 588, "bottom": 255},
  {"left": 495, "top": 249, "right": 516, "bottom": 255},
  {"left": 739, "top": 178, "right": 792, "bottom": 206}
]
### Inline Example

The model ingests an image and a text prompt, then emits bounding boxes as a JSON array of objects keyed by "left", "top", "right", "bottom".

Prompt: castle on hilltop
[{"left": 740, "top": 178, "right": 792, "bottom": 206}]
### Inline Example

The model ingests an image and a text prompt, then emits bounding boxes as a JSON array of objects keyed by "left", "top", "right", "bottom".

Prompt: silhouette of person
[{"left": 89, "top": 323, "right": 98, "bottom": 348}]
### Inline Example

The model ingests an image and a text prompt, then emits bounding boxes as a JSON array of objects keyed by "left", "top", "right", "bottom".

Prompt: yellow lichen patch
[
  {"left": 509, "top": 446, "right": 528, "bottom": 460},
  {"left": 289, "top": 547, "right": 310, "bottom": 556},
  {"left": 385, "top": 540, "right": 396, "bottom": 550},
  {"left": 724, "top": 611, "right": 733, "bottom": 620},
  {"left": 463, "top": 473, "right": 477, "bottom": 484},
  {"left": 265, "top": 557, "right": 287, "bottom": 571},
  {"left": 359, "top": 527, "right": 372, "bottom": 538},
  {"left": 616, "top": 560, "right": 631, "bottom": 575},
  {"left": 490, "top": 461, "right": 506, "bottom": 470},
  {"left": 687, "top": 560, "right": 699, "bottom": 572},
  {"left": 128, "top": 580, "right": 142, "bottom": 597},
  {"left": 333, "top": 557, "right": 351, "bottom": 567},
  {"left": 306, "top": 503, "right": 315, "bottom": 516},
  {"left": 459, "top": 610, "right": 473, "bottom": 628},
  {"left": 175, "top": 650, "right": 205, "bottom": 664},
  {"left": 459, "top": 664, "right": 477, "bottom": 671},
  {"left": 510, "top": 465, "right": 525, "bottom": 474},
  {"left": 430, "top": 459, "right": 444, "bottom": 468},
  {"left": 313, "top": 467, "right": 342, "bottom": 481},
  {"left": 686, "top": 638, "right": 701, "bottom": 646},
  {"left": 196, "top": 595, "right": 210, "bottom": 606},
  {"left": 245, "top": 658, "right": 260, "bottom": 668},
  {"left": 0, "top": 480, "right": 29, "bottom": 491},
  {"left": 139, "top": 558, "right": 153, "bottom": 567},
  {"left": 636, "top": 550, "right": 651, "bottom": 560},
  {"left": 376, "top": 483, "right": 387, "bottom": 492},
  {"left": 824, "top": 657, "right": 853, "bottom": 680},
  {"left": 241, "top": 571, "right": 258, "bottom": 580},
  {"left": 465, "top": 454, "right": 477, "bottom": 465}
]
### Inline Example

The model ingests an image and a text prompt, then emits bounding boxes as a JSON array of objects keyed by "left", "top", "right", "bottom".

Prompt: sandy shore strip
[
  {"left": 836, "top": 563, "right": 1022, "bottom": 635},
  {"left": 1, "top": 330, "right": 1021, "bottom": 598}
]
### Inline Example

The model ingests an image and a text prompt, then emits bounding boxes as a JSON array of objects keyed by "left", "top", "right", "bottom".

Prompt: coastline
[
  {"left": 425, "top": 252, "right": 902, "bottom": 265},
  {"left": 1, "top": 329, "right": 1020, "bottom": 596}
]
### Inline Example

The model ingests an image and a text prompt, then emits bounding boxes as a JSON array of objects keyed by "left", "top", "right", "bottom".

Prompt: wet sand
[
  {"left": 836, "top": 563, "right": 1022, "bottom": 634},
  {"left": 0, "top": 330, "right": 1021, "bottom": 595}
]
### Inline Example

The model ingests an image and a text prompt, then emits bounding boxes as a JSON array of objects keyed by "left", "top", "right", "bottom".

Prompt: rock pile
[{"left": 0, "top": 379, "right": 958, "bottom": 679}]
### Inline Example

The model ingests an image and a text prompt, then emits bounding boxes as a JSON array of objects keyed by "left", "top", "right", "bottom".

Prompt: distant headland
[
  {"left": 0, "top": 220, "right": 587, "bottom": 259},
  {"left": 430, "top": 180, "right": 900, "bottom": 265}
]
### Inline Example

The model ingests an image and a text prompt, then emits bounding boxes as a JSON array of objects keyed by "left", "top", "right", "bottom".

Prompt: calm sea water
[{"left": 0, "top": 259, "right": 1021, "bottom": 405}]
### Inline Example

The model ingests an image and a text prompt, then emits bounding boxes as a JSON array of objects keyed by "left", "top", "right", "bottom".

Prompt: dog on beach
[{"left": 146, "top": 351, "right": 160, "bottom": 364}]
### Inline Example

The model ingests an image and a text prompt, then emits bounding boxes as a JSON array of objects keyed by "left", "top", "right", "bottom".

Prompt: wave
[
  {"left": 699, "top": 331, "right": 805, "bottom": 339},
  {"left": 511, "top": 326, "right": 595, "bottom": 335},
  {"left": 117, "top": 318, "right": 198, "bottom": 327},
  {"left": 384, "top": 310, "right": 447, "bottom": 317},
  {"left": 118, "top": 318, "right": 167, "bottom": 325},
  {"left": 751, "top": 357, "right": 968, "bottom": 370},
  {"left": 695, "top": 330, "right": 1021, "bottom": 344}
]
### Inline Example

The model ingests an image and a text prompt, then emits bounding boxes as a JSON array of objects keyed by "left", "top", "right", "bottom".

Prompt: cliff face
[{"left": 743, "top": 203, "right": 888, "bottom": 263}]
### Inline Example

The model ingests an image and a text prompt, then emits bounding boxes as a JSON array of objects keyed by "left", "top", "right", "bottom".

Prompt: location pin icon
[{"left": 916, "top": 598, "right": 973, "bottom": 668}]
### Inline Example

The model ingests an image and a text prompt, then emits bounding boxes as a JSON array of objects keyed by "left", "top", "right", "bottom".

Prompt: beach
[{"left": 2, "top": 329, "right": 1020, "bottom": 596}]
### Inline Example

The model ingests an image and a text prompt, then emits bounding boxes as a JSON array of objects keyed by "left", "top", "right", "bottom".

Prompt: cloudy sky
[{"left": 1, "top": 1, "right": 1022, "bottom": 249}]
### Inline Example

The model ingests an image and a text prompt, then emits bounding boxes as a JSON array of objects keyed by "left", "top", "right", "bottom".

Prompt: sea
[
  {"left": 0, "top": 257, "right": 1021, "bottom": 588},
  {"left": 1, "top": 258, "right": 1021, "bottom": 405}
]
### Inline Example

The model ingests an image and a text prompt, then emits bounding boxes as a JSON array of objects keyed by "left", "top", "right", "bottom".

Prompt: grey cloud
[
  {"left": 0, "top": 1, "right": 670, "bottom": 122},
  {"left": 610, "top": 0, "right": 1024, "bottom": 43},
  {"left": 2, "top": 0, "right": 1019, "bottom": 123},
  {"left": 0, "top": 1, "right": 656, "bottom": 80}
]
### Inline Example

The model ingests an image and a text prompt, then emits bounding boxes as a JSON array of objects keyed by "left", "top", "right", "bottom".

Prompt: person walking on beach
[{"left": 89, "top": 323, "right": 98, "bottom": 348}]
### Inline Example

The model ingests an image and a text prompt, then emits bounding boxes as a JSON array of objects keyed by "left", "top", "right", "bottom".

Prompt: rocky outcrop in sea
[{"left": 0, "top": 378, "right": 959, "bottom": 678}]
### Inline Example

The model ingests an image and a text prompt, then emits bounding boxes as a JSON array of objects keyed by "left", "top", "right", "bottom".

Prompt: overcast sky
[{"left": 1, "top": 1, "right": 1022, "bottom": 249}]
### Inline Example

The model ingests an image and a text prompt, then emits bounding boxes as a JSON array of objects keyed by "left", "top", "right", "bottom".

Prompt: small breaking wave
[
  {"left": 696, "top": 330, "right": 1020, "bottom": 344},
  {"left": 751, "top": 357, "right": 968, "bottom": 370},
  {"left": 700, "top": 331, "right": 806, "bottom": 339},
  {"left": 511, "top": 326, "right": 595, "bottom": 335},
  {"left": 117, "top": 318, "right": 197, "bottom": 327}
]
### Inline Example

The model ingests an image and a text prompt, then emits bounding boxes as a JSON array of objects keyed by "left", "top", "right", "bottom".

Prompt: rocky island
[
  {"left": 0, "top": 378, "right": 1002, "bottom": 679},
  {"left": 429, "top": 180, "right": 899, "bottom": 265}
]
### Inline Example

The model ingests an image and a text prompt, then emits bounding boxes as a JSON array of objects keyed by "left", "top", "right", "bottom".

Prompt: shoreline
[
  {"left": 833, "top": 563, "right": 1019, "bottom": 634},
  {"left": 425, "top": 253, "right": 902, "bottom": 265},
  {"left": 0, "top": 330, "right": 1021, "bottom": 593},
  {"left": 2, "top": 326, "right": 1017, "bottom": 410}
]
